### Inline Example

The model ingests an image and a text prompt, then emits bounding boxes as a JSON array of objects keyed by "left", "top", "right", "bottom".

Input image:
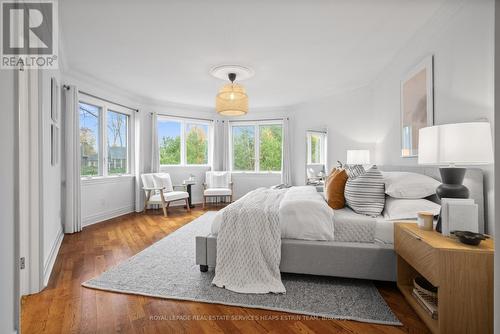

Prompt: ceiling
[{"left": 60, "top": 0, "right": 447, "bottom": 108}]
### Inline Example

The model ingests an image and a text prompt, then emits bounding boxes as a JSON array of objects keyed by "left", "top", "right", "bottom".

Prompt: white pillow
[
  {"left": 382, "top": 171, "right": 440, "bottom": 199},
  {"left": 153, "top": 173, "right": 173, "bottom": 192},
  {"left": 383, "top": 197, "right": 440, "bottom": 221}
]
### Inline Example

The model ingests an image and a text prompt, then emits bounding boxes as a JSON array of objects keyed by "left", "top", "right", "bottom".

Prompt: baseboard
[
  {"left": 82, "top": 205, "right": 135, "bottom": 227},
  {"left": 43, "top": 227, "right": 64, "bottom": 287}
]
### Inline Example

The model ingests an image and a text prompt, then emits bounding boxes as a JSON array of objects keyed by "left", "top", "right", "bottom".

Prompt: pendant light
[{"left": 216, "top": 73, "right": 248, "bottom": 116}]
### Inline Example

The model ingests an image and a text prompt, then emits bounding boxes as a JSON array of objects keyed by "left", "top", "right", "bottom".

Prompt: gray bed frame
[{"left": 195, "top": 166, "right": 485, "bottom": 282}]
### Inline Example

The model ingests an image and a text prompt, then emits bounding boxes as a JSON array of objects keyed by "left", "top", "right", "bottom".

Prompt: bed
[{"left": 195, "top": 166, "right": 484, "bottom": 282}]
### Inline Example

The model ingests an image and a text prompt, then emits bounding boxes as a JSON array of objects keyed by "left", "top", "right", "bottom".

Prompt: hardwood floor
[{"left": 22, "top": 206, "right": 429, "bottom": 334}]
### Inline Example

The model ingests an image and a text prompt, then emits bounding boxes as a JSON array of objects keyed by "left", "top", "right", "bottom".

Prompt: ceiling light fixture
[{"left": 216, "top": 72, "right": 248, "bottom": 116}]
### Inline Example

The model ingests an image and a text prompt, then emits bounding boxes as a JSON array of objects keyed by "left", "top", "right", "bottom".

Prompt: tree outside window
[{"left": 157, "top": 118, "right": 210, "bottom": 166}]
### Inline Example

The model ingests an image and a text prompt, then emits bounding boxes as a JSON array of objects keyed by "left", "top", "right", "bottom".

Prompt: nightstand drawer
[{"left": 395, "top": 226, "right": 438, "bottom": 285}]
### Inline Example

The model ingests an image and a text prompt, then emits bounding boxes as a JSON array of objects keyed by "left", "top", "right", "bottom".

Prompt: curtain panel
[
  {"left": 62, "top": 85, "right": 82, "bottom": 233},
  {"left": 281, "top": 117, "right": 292, "bottom": 185}
]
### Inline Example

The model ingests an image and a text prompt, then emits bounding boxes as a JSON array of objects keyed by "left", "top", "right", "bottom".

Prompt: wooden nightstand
[{"left": 394, "top": 223, "right": 494, "bottom": 334}]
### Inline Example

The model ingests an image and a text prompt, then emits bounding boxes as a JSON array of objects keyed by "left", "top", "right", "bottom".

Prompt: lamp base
[{"left": 435, "top": 167, "right": 469, "bottom": 233}]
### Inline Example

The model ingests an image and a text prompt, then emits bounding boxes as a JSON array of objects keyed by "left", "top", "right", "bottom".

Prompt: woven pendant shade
[{"left": 216, "top": 83, "right": 248, "bottom": 116}]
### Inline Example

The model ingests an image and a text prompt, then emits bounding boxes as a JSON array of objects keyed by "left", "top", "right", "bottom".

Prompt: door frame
[{"left": 18, "top": 65, "right": 44, "bottom": 296}]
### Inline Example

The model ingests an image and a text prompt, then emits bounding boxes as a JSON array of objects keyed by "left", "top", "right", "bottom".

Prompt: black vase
[{"left": 435, "top": 167, "right": 470, "bottom": 233}]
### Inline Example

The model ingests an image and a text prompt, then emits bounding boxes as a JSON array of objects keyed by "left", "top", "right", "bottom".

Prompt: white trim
[
  {"left": 43, "top": 227, "right": 64, "bottom": 287},
  {"left": 82, "top": 205, "right": 135, "bottom": 227},
  {"left": 81, "top": 174, "right": 134, "bottom": 185},
  {"left": 18, "top": 67, "right": 43, "bottom": 295}
]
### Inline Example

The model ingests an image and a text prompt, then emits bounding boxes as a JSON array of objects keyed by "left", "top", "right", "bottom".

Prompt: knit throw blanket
[{"left": 212, "top": 188, "right": 287, "bottom": 294}]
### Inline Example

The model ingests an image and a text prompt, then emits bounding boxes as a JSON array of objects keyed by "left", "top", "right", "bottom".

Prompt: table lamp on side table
[{"left": 418, "top": 122, "right": 493, "bottom": 232}]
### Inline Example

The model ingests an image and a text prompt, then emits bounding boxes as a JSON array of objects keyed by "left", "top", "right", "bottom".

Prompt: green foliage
[
  {"left": 159, "top": 136, "right": 181, "bottom": 165},
  {"left": 259, "top": 125, "right": 282, "bottom": 171},
  {"left": 232, "top": 127, "right": 255, "bottom": 171},
  {"left": 232, "top": 125, "right": 283, "bottom": 171},
  {"left": 186, "top": 126, "right": 208, "bottom": 164},
  {"left": 81, "top": 165, "right": 98, "bottom": 176},
  {"left": 310, "top": 135, "right": 319, "bottom": 163}
]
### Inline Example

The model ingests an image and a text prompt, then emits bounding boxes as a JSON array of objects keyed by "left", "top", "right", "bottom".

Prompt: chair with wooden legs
[
  {"left": 203, "top": 171, "right": 233, "bottom": 208},
  {"left": 141, "top": 173, "right": 190, "bottom": 217}
]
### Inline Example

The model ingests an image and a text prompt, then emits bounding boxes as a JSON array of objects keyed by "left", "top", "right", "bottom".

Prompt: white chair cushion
[
  {"left": 149, "top": 191, "right": 188, "bottom": 203},
  {"left": 153, "top": 173, "right": 173, "bottom": 192},
  {"left": 204, "top": 188, "right": 232, "bottom": 196},
  {"left": 164, "top": 191, "right": 189, "bottom": 201}
]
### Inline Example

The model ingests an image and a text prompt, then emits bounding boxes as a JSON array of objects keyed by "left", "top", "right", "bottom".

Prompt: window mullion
[
  {"left": 181, "top": 120, "right": 186, "bottom": 165},
  {"left": 101, "top": 106, "right": 107, "bottom": 176},
  {"left": 254, "top": 124, "right": 259, "bottom": 172}
]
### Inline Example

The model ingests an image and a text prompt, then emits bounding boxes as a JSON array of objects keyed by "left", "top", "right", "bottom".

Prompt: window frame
[
  {"left": 229, "top": 120, "right": 283, "bottom": 174},
  {"left": 157, "top": 116, "right": 212, "bottom": 167},
  {"left": 79, "top": 95, "right": 135, "bottom": 180},
  {"left": 306, "top": 131, "right": 326, "bottom": 165}
]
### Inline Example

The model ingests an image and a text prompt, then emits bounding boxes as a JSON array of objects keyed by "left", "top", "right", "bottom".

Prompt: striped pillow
[
  {"left": 345, "top": 165, "right": 365, "bottom": 179},
  {"left": 344, "top": 165, "right": 385, "bottom": 217}
]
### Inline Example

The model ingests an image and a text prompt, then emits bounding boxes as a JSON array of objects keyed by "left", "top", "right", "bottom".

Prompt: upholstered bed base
[{"left": 195, "top": 234, "right": 397, "bottom": 282}]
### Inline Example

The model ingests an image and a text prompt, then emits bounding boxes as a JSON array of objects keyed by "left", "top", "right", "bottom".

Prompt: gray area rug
[{"left": 83, "top": 212, "right": 401, "bottom": 325}]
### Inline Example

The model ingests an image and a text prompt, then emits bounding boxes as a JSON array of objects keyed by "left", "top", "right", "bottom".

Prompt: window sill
[
  {"left": 80, "top": 174, "right": 134, "bottom": 185},
  {"left": 230, "top": 171, "right": 282, "bottom": 175},
  {"left": 159, "top": 165, "right": 211, "bottom": 168}
]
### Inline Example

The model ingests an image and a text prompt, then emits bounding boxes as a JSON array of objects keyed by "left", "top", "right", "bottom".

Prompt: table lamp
[{"left": 418, "top": 122, "right": 493, "bottom": 232}]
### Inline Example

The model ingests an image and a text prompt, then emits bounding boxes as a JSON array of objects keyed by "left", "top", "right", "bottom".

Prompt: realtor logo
[{"left": 1, "top": 0, "right": 58, "bottom": 69}]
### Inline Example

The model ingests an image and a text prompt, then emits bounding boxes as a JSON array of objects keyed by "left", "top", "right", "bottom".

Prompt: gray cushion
[{"left": 344, "top": 165, "right": 385, "bottom": 217}]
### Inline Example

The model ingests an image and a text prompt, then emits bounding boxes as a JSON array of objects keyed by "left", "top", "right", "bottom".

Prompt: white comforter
[
  {"left": 211, "top": 186, "right": 335, "bottom": 241},
  {"left": 212, "top": 188, "right": 287, "bottom": 294}
]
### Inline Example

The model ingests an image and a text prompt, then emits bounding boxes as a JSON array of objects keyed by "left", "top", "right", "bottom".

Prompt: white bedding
[
  {"left": 211, "top": 186, "right": 335, "bottom": 241},
  {"left": 211, "top": 186, "right": 400, "bottom": 244}
]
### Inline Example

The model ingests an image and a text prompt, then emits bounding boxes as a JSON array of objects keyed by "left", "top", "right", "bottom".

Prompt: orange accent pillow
[{"left": 325, "top": 168, "right": 348, "bottom": 209}]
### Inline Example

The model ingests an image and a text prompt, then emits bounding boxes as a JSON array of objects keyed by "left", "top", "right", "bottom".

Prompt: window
[
  {"left": 79, "top": 96, "right": 133, "bottom": 178},
  {"left": 230, "top": 121, "right": 283, "bottom": 172},
  {"left": 307, "top": 132, "right": 326, "bottom": 164},
  {"left": 107, "top": 110, "right": 128, "bottom": 175},
  {"left": 79, "top": 102, "right": 101, "bottom": 176},
  {"left": 158, "top": 120, "right": 181, "bottom": 165},
  {"left": 232, "top": 125, "right": 255, "bottom": 171},
  {"left": 157, "top": 117, "right": 211, "bottom": 166}
]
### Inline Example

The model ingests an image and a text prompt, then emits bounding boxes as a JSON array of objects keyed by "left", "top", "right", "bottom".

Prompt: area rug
[{"left": 83, "top": 212, "right": 401, "bottom": 325}]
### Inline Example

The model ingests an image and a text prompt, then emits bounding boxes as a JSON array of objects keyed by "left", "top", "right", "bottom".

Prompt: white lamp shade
[
  {"left": 418, "top": 122, "right": 493, "bottom": 165},
  {"left": 346, "top": 150, "right": 370, "bottom": 165}
]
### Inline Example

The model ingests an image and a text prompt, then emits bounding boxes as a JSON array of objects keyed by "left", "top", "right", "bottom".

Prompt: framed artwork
[
  {"left": 51, "top": 77, "right": 59, "bottom": 123},
  {"left": 51, "top": 124, "right": 59, "bottom": 166},
  {"left": 400, "top": 55, "right": 434, "bottom": 157}
]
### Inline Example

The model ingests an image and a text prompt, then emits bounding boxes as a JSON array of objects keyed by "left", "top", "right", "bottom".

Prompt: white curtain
[
  {"left": 281, "top": 117, "right": 292, "bottom": 185},
  {"left": 62, "top": 85, "right": 82, "bottom": 233},
  {"left": 134, "top": 111, "right": 143, "bottom": 212},
  {"left": 151, "top": 112, "right": 159, "bottom": 172},
  {"left": 213, "top": 120, "right": 229, "bottom": 171}
]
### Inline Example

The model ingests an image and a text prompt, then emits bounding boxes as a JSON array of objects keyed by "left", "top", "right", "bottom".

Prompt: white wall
[
  {"left": 81, "top": 176, "right": 135, "bottom": 226},
  {"left": 0, "top": 69, "right": 18, "bottom": 334},
  {"left": 39, "top": 69, "right": 64, "bottom": 284},
  {"left": 290, "top": 86, "right": 376, "bottom": 185},
  {"left": 371, "top": 0, "right": 495, "bottom": 233}
]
